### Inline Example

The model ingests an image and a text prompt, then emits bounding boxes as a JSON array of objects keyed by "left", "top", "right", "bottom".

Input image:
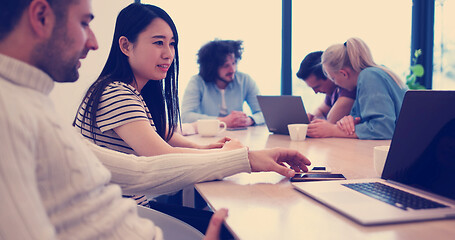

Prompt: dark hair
[
  {"left": 0, "top": 0, "right": 76, "bottom": 41},
  {"left": 296, "top": 51, "right": 326, "bottom": 80},
  {"left": 197, "top": 40, "right": 243, "bottom": 83},
  {"left": 74, "top": 3, "right": 179, "bottom": 142}
]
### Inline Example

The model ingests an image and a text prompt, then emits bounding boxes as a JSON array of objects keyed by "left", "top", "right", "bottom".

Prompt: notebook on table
[
  {"left": 256, "top": 95, "right": 309, "bottom": 135},
  {"left": 292, "top": 90, "right": 455, "bottom": 225}
]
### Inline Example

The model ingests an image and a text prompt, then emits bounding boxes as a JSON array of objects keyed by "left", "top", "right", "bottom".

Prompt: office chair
[{"left": 137, "top": 205, "right": 205, "bottom": 240}]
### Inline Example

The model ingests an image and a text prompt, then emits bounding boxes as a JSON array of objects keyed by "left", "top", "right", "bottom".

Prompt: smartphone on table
[
  {"left": 307, "top": 166, "right": 331, "bottom": 173},
  {"left": 290, "top": 173, "right": 346, "bottom": 182},
  {"left": 227, "top": 127, "right": 248, "bottom": 131}
]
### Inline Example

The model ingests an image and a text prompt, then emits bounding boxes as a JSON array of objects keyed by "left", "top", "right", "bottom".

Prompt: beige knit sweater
[{"left": 0, "top": 53, "right": 250, "bottom": 239}]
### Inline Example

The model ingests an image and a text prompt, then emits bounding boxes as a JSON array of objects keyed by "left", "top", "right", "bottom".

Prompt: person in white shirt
[{"left": 0, "top": 1, "right": 311, "bottom": 239}]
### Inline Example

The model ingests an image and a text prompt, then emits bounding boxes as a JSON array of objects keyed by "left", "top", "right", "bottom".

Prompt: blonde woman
[{"left": 307, "top": 37, "right": 407, "bottom": 139}]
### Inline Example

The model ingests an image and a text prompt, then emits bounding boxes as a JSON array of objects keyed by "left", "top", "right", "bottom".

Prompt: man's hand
[
  {"left": 248, "top": 148, "right": 311, "bottom": 177},
  {"left": 203, "top": 208, "right": 229, "bottom": 240},
  {"left": 219, "top": 111, "right": 253, "bottom": 128},
  {"left": 307, "top": 119, "right": 338, "bottom": 138},
  {"left": 307, "top": 113, "right": 315, "bottom": 122}
]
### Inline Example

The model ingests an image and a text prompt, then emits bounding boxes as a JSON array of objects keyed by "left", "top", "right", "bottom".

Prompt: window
[
  {"left": 142, "top": 0, "right": 282, "bottom": 100},
  {"left": 433, "top": 0, "right": 455, "bottom": 90}
]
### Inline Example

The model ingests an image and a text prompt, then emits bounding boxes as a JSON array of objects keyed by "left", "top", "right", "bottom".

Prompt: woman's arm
[
  {"left": 114, "top": 120, "right": 234, "bottom": 156},
  {"left": 167, "top": 130, "right": 229, "bottom": 149},
  {"left": 353, "top": 69, "right": 402, "bottom": 140},
  {"left": 326, "top": 96, "right": 355, "bottom": 124}
]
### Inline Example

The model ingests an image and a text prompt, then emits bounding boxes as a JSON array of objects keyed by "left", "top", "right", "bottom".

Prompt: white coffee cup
[
  {"left": 287, "top": 124, "right": 308, "bottom": 141},
  {"left": 374, "top": 145, "right": 390, "bottom": 176},
  {"left": 197, "top": 119, "right": 227, "bottom": 137}
]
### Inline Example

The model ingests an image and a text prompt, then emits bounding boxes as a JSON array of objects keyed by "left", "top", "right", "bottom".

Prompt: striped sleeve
[{"left": 97, "top": 83, "right": 150, "bottom": 133}]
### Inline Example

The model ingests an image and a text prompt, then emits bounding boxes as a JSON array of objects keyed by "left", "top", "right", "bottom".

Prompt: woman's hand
[
  {"left": 197, "top": 137, "right": 232, "bottom": 149},
  {"left": 336, "top": 115, "right": 361, "bottom": 135},
  {"left": 221, "top": 138, "right": 245, "bottom": 151}
]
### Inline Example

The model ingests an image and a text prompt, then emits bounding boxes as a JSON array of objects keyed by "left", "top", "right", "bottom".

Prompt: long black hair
[{"left": 74, "top": 3, "right": 180, "bottom": 142}]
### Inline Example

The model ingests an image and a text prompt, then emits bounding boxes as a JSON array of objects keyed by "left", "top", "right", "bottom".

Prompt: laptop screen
[
  {"left": 257, "top": 95, "right": 310, "bottom": 135},
  {"left": 382, "top": 91, "right": 455, "bottom": 201}
]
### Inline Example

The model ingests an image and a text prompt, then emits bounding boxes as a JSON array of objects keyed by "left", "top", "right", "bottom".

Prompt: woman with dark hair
[
  {"left": 74, "top": 3, "right": 226, "bottom": 155},
  {"left": 73, "top": 3, "right": 236, "bottom": 206},
  {"left": 72, "top": 3, "right": 311, "bottom": 237}
]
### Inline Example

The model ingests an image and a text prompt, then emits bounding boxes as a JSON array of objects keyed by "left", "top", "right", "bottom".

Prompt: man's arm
[
  {"left": 181, "top": 77, "right": 217, "bottom": 123},
  {"left": 326, "top": 96, "right": 355, "bottom": 123},
  {"left": 312, "top": 102, "right": 331, "bottom": 120},
  {"left": 86, "top": 138, "right": 311, "bottom": 195},
  {"left": 87, "top": 139, "right": 251, "bottom": 195}
]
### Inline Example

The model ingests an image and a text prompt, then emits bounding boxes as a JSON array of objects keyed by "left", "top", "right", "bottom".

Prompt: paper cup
[
  {"left": 288, "top": 124, "right": 308, "bottom": 141},
  {"left": 374, "top": 145, "right": 390, "bottom": 176}
]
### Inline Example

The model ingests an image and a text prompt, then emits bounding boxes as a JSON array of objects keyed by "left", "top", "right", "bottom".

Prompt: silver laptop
[
  {"left": 257, "top": 95, "right": 309, "bottom": 135},
  {"left": 292, "top": 90, "right": 455, "bottom": 225}
]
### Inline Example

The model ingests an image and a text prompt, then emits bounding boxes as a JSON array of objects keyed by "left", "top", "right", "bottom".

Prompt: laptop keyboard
[{"left": 342, "top": 182, "right": 449, "bottom": 211}]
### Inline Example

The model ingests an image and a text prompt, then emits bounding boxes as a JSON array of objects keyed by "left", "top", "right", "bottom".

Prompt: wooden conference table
[{"left": 186, "top": 125, "right": 455, "bottom": 240}]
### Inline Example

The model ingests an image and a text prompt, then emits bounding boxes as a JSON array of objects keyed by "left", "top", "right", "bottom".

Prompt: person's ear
[
  {"left": 339, "top": 69, "right": 349, "bottom": 80},
  {"left": 28, "top": 0, "right": 55, "bottom": 38},
  {"left": 119, "top": 36, "right": 132, "bottom": 56}
]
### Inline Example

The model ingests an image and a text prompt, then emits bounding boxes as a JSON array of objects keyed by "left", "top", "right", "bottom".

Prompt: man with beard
[{"left": 181, "top": 40, "right": 264, "bottom": 129}]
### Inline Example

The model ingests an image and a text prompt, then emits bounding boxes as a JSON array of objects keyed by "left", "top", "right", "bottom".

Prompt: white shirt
[
  {"left": 219, "top": 88, "right": 228, "bottom": 116},
  {"left": 0, "top": 53, "right": 251, "bottom": 239}
]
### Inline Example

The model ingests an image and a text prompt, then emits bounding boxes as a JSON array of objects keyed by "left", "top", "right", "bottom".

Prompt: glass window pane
[
  {"left": 142, "top": 0, "right": 282, "bottom": 100},
  {"left": 434, "top": 0, "right": 455, "bottom": 90},
  {"left": 292, "top": 1, "right": 412, "bottom": 113}
]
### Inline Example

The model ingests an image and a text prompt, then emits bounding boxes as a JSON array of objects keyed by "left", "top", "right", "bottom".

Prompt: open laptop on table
[
  {"left": 257, "top": 95, "right": 309, "bottom": 135},
  {"left": 292, "top": 90, "right": 455, "bottom": 225}
]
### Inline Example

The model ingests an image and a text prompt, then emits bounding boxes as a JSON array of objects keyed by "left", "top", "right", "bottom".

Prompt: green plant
[{"left": 406, "top": 49, "right": 427, "bottom": 89}]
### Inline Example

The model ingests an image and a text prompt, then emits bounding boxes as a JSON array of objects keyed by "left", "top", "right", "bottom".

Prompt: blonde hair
[{"left": 321, "top": 37, "right": 404, "bottom": 87}]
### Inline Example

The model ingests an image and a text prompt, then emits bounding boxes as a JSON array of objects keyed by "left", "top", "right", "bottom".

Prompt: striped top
[
  {"left": 74, "top": 81, "right": 153, "bottom": 206},
  {"left": 74, "top": 81, "right": 154, "bottom": 155}
]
